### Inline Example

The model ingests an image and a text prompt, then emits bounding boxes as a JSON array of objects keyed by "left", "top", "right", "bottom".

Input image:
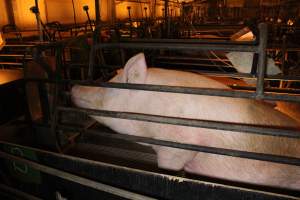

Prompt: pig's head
[
  {"left": 71, "top": 53, "right": 148, "bottom": 110},
  {"left": 71, "top": 84, "right": 105, "bottom": 109}
]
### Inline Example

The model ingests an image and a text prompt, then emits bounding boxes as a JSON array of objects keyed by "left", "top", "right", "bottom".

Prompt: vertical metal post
[
  {"left": 144, "top": 7, "right": 148, "bottom": 19},
  {"left": 256, "top": 23, "right": 268, "bottom": 98},
  {"left": 127, "top": 6, "right": 132, "bottom": 38},
  {"left": 152, "top": 0, "right": 157, "bottom": 20},
  {"left": 95, "top": 0, "right": 101, "bottom": 25},
  {"left": 281, "top": 35, "right": 287, "bottom": 73},
  {"left": 5, "top": 0, "right": 15, "bottom": 25},
  {"left": 164, "top": 0, "right": 169, "bottom": 38},
  {"left": 44, "top": 0, "right": 49, "bottom": 23},
  {"left": 279, "top": 35, "right": 287, "bottom": 88},
  {"left": 168, "top": 8, "right": 171, "bottom": 37},
  {"left": 71, "top": 0, "right": 77, "bottom": 36},
  {"left": 34, "top": 0, "right": 43, "bottom": 42},
  {"left": 83, "top": 5, "right": 93, "bottom": 31},
  {"left": 71, "top": 0, "right": 77, "bottom": 25},
  {"left": 88, "top": 46, "right": 96, "bottom": 80},
  {"left": 111, "top": 0, "right": 116, "bottom": 25}
]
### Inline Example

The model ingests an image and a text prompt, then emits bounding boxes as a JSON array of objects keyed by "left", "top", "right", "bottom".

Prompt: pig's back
[
  {"left": 147, "top": 68, "right": 230, "bottom": 89},
  {"left": 142, "top": 68, "right": 299, "bottom": 127}
]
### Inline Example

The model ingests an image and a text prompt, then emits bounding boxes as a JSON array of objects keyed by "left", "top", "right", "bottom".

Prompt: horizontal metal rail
[
  {"left": 118, "top": 38, "right": 256, "bottom": 45},
  {"left": 0, "top": 54, "right": 24, "bottom": 57},
  {"left": 267, "top": 47, "right": 300, "bottom": 52},
  {"left": 58, "top": 125, "right": 300, "bottom": 167},
  {"left": 1, "top": 141, "right": 298, "bottom": 199},
  {"left": 95, "top": 64, "right": 300, "bottom": 82},
  {"left": 26, "top": 79, "right": 300, "bottom": 102},
  {"left": 0, "top": 62, "right": 23, "bottom": 66},
  {"left": 93, "top": 42, "right": 259, "bottom": 53},
  {"left": 0, "top": 54, "right": 32, "bottom": 59},
  {"left": 157, "top": 61, "right": 233, "bottom": 68},
  {"left": 58, "top": 106, "right": 300, "bottom": 139},
  {"left": 0, "top": 151, "right": 157, "bottom": 200},
  {"left": 117, "top": 40, "right": 300, "bottom": 52},
  {"left": 3, "top": 44, "right": 35, "bottom": 47},
  {"left": 0, "top": 184, "right": 42, "bottom": 200},
  {"left": 231, "top": 86, "right": 300, "bottom": 94},
  {"left": 197, "top": 71, "right": 300, "bottom": 82},
  {"left": 156, "top": 56, "right": 230, "bottom": 62}
]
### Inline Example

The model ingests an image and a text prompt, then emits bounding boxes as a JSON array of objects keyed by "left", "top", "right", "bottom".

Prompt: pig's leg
[{"left": 153, "top": 146, "right": 197, "bottom": 170}]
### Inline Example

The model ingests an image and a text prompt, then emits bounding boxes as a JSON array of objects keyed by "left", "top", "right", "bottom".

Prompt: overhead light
[{"left": 287, "top": 19, "right": 294, "bottom": 26}]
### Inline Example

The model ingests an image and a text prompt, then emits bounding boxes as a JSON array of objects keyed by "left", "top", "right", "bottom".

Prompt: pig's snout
[
  {"left": 71, "top": 85, "right": 93, "bottom": 108},
  {"left": 71, "top": 85, "right": 82, "bottom": 105},
  {"left": 71, "top": 85, "right": 104, "bottom": 109}
]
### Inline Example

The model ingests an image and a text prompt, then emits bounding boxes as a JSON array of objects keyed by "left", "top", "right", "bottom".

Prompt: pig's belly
[{"left": 184, "top": 152, "right": 300, "bottom": 190}]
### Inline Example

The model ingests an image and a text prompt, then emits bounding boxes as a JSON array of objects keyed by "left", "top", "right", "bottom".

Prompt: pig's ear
[{"left": 123, "top": 53, "right": 147, "bottom": 83}]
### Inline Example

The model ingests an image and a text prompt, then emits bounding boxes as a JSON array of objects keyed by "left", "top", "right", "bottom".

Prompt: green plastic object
[{"left": 3, "top": 144, "right": 41, "bottom": 184}]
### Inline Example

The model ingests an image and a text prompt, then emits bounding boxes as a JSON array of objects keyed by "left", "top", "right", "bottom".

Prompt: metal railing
[
  {"left": 28, "top": 22, "right": 300, "bottom": 163},
  {"left": 23, "top": 23, "right": 300, "bottom": 196}
]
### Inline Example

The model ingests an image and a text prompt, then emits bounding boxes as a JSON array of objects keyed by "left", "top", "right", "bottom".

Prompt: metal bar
[
  {"left": 4, "top": 0, "right": 15, "bottom": 25},
  {"left": 0, "top": 151, "right": 157, "bottom": 200},
  {"left": 204, "top": 73, "right": 300, "bottom": 82},
  {"left": 127, "top": 6, "right": 133, "bottom": 38},
  {"left": 97, "top": 65, "right": 300, "bottom": 82},
  {"left": 182, "top": 30, "right": 235, "bottom": 34},
  {"left": 71, "top": 0, "right": 77, "bottom": 29},
  {"left": 1, "top": 141, "right": 298, "bottom": 199},
  {"left": 58, "top": 106, "right": 300, "bottom": 139},
  {"left": 26, "top": 79, "right": 300, "bottom": 102},
  {"left": 0, "top": 62, "right": 23, "bottom": 65},
  {"left": 88, "top": 45, "right": 96, "bottom": 80},
  {"left": 231, "top": 85, "right": 300, "bottom": 94},
  {"left": 0, "top": 54, "right": 32, "bottom": 57},
  {"left": 69, "top": 82, "right": 300, "bottom": 102},
  {"left": 164, "top": 0, "right": 169, "bottom": 38},
  {"left": 157, "top": 61, "right": 232, "bottom": 68},
  {"left": 267, "top": 47, "right": 300, "bottom": 52},
  {"left": 33, "top": 0, "right": 43, "bottom": 42},
  {"left": 281, "top": 35, "right": 287, "bottom": 73},
  {"left": 179, "top": 24, "right": 244, "bottom": 29},
  {"left": 0, "top": 184, "right": 42, "bottom": 200},
  {"left": 58, "top": 125, "right": 300, "bottom": 167},
  {"left": 256, "top": 23, "right": 268, "bottom": 98},
  {"left": 4, "top": 44, "right": 35, "bottom": 47},
  {"left": 93, "top": 42, "right": 259, "bottom": 52},
  {"left": 84, "top": 6, "right": 94, "bottom": 31},
  {"left": 156, "top": 56, "right": 230, "bottom": 62},
  {"left": 118, "top": 38, "right": 256, "bottom": 45},
  {"left": 95, "top": 0, "right": 100, "bottom": 25}
]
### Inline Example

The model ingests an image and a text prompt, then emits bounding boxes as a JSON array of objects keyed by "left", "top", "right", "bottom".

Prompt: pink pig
[{"left": 71, "top": 53, "right": 300, "bottom": 190}]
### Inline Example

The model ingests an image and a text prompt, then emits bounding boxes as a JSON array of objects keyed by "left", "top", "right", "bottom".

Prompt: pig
[
  {"left": 227, "top": 26, "right": 282, "bottom": 76},
  {"left": 71, "top": 53, "right": 300, "bottom": 190},
  {"left": 226, "top": 51, "right": 282, "bottom": 76},
  {"left": 226, "top": 49, "right": 300, "bottom": 123}
]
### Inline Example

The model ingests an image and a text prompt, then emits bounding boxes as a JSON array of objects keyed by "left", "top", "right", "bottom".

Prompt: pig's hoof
[{"left": 177, "top": 170, "right": 186, "bottom": 177}]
